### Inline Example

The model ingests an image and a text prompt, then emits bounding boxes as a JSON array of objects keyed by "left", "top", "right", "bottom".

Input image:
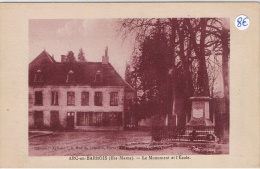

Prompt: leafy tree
[
  {"left": 138, "top": 23, "right": 171, "bottom": 118},
  {"left": 78, "top": 48, "right": 86, "bottom": 62},
  {"left": 66, "top": 51, "right": 76, "bottom": 62}
]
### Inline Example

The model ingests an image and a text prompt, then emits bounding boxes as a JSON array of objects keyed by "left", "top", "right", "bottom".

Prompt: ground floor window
[
  {"left": 50, "top": 111, "right": 60, "bottom": 129},
  {"left": 77, "top": 112, "right": 122, "bottom": 126},
  {"left": 92, "top": 112, "right": 104, "bottom": 126},
  {"left": 77, "top": 112, "right": 93, "bottom": 126},
  {"left": 34, "top": 111, "right": 43, "bottom": 128}
]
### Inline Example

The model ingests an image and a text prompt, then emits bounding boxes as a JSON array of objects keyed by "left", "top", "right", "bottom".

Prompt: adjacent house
[{"left": 29, "top": 48, "right": 134, "bottom": 130}]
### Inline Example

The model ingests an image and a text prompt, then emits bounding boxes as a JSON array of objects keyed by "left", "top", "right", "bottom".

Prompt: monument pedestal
[{"left": 185, "top": 96, "right": 215, "bottom": 139}]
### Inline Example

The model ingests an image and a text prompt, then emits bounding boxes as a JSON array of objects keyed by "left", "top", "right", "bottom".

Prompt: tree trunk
[
  {"left": 168, "top": 18, "right": 177, "bottom": 117},
  {"left": 184, "top": 18, "right": 210, "bottom": 96},
  {"left": 220, "top": 28, "right": 230, "bottom": 143},
  {"left": 197, "top": 18, "right": 210, "bottom": 96},
  {"left": 221, "top": 29, "right": 230, "bottom": 114}
]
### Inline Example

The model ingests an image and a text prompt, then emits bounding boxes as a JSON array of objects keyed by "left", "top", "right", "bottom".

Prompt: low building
[{"left": 29, "top": 48, "right": 134, "bottom": 130}]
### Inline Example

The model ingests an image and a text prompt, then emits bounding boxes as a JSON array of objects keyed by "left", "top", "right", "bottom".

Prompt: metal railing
[{"left": 151, "top": 126, "right": 216, "bottom": 142}]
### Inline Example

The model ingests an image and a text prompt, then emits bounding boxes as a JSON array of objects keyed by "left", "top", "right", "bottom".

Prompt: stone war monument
[{"left": 185, "top": 90, "right": 216, "bottom": 142}]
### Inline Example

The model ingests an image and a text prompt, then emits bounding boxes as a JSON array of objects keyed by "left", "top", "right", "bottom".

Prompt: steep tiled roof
[
  {"left": 29, "top": 51, "right": 134, "bottom": 91},
  {"left": 29, "top": 50, "right": 56, "bottom": 66}
]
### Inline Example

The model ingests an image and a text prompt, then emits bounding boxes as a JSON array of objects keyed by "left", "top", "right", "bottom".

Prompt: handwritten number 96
[{"left": 237, "top": 17, "right": 248, "bottom": 27}]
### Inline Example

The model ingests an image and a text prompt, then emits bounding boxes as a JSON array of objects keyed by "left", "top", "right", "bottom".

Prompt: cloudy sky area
[{"left": 29, "top": 19, "right": 134, "bottom": 77}]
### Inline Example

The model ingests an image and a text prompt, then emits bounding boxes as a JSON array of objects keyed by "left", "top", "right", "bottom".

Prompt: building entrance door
[
  {"left": 50, "top": 111, "right": 60, "bottom": 130},
  {"left": 67, "top": 112, "right": 75, "bottom": 130},
  {"left": 34, "top": 111, "right": 43, "bottom": 129}
]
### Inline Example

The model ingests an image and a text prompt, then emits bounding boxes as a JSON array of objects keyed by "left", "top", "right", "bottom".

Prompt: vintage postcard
[{"left": 0, "top": 2, "right": 259, "bottom": 168}]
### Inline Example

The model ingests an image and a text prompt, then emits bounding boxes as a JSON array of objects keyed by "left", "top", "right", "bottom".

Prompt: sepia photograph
[
  {"left": 28, "top": 18, "right": 230, "bottom": 156},
  {"left": 0, "top": 2, "right": 259, "bottom": 168}
]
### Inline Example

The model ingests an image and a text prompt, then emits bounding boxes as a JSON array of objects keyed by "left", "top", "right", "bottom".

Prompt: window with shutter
[
  {"left": 94, "top": 92, "right": 102, "bottom": 106},
  {"left": 35, "top": 91, "right": 43, "bottom": 105},
  {"left": 110, "top": 92, "right": 118, "bottom": 106},
  {"left": 81, "top": 92, "right": 89, "bottom": 106},
  {"left": 51, "top": 91, "right": 59, "bottom": 105},
  {"left": 67, "top": 91, "right": 75, "bottom": 105}
]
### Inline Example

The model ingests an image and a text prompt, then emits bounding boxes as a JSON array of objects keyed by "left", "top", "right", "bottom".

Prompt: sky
[{"left": 29, "top": 19, "right": 135, "bottom": 77}]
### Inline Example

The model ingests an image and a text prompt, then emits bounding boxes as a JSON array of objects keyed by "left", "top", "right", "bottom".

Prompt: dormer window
[
  {"left": 95, "top": 70, "right": 103, "bottom": 83},
  {"left": 34, "top": 69, "right": 43, "bottom": 82},
  {"left": 66, "top": 70, "right": 75, "bottom": 83}
]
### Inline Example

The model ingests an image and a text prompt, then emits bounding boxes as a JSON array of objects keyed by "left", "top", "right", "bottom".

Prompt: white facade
[{"left": 29, "top": 85, "right": 126, "bottom": 130}]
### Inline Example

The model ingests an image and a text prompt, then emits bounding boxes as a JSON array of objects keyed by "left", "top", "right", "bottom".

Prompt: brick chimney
[
  {"left": 102, "top": 46, "right": 109, "bottom": 64},
  {"left": 61, "top": 55, "right": 67, "bottom": 62}
]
